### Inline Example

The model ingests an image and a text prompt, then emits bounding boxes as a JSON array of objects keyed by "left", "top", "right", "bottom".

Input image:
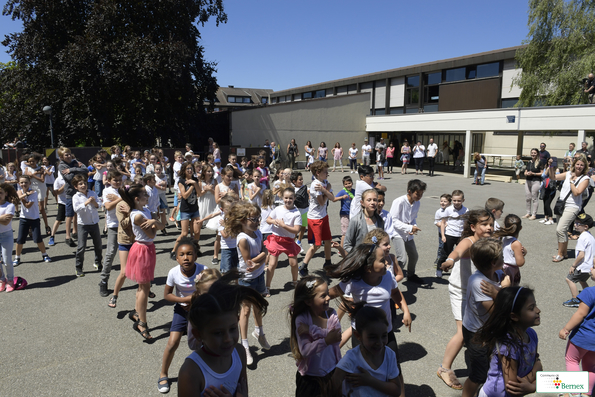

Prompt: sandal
[
  {"left": 129, "top": 310, "right": 139, "bottom": 322},
  {"left": 264, "top": 287, "right": 271, "bottom": 298},
  {"left": 45, "top": 226, "right": 51, "bottom": 236},
  {"left": 157, "top": 377, "right": 170, "bottom": 394},
  {"left": 133, "top": 320, "right": 152, "bottom": 340},
  {"left": 149, "top": 291, "right": 156, "bottom": 299},
  {"left": 108, "top": 295, "right": 117, "bottom": 308},
  {"left": 552, "top": 255, "right": 565, "bottom": 262},
  {"left": 437, "top": 366, "right": 463, "bottom": 390}
]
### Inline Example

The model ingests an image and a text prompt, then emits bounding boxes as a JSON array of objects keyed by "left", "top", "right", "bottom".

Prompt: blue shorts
[
  {"left": 239, "top": 272, "right": 266, "bottom": 295},
  {"left": 118, "top": 243, "right": 133, "bottom": 251},
  {"left": 173, "top": 194, "right": 178, "bottom": 207},
  {"left": 17, "top": 218, "right": 42, "bottom": 244},
  {"left": 159, "top": 197, "right": 168, "bottom": 210},
  {"left": 65, "top": 196, "right": 75, "bottom": 218},
  {"left": 220, "top": 248, "right": 239, "bottom": 273},
  {"left": 180, "top": 210, "right": 200, "bottom": 221},
  {"left": 170, "top": 303, "right": 189, "bottom": 333}
]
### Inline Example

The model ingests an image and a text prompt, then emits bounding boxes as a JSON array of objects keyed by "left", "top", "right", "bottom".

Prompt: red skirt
[
  {"left": 125, "top": 242, "right": 156, "bottom": 284},
  {"left": 264, "top": 234, "right": 300, "bottom": 257}
]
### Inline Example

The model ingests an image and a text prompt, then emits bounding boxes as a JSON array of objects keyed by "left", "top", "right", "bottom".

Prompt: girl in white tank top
[{"left": 494, "top": 214, "right": 525, "bottom": 286}]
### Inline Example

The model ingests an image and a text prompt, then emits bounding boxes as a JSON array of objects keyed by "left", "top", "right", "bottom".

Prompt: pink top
[
  {"left": 386, "top": 147, "right": 395, "bottom": 158},
  {"left": 333, "top": 148, "right": 342, "bottom": 160},
  {"left": 295, "top": 308, "right": 342, "bottom": 376}
]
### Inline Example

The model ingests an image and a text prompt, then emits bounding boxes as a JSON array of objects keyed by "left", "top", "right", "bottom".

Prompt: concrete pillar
[
  {"left": 464, "top": 130, "right": 472, "bottom": 178},
  {"left": 516, "top": 131, "right": 525, "bottom": 156},
  {"left": 578, "top": 130, "right": 586, "bottom": 145}
]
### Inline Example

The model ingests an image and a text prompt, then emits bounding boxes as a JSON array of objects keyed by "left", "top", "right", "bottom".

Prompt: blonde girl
[{"left": 5, "top": 162, "right": 18, "bottom": 188}]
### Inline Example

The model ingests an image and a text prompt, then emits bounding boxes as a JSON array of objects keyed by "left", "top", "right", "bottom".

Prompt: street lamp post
[{"left": 42, "top": 105, "right": 55, "bottom": 148}]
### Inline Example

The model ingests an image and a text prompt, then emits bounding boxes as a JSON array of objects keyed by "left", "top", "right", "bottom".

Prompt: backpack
[{"left": 294, "top": 185, "right": 309, "bottom": 209}]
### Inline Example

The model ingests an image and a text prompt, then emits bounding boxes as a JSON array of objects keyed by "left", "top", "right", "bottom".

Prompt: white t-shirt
[
  {"left": 443, "top": 205, "right": 468, "bottom": 237},
  {"left": 349, "top": 147, "right": 358, "bottom": 159},
  {"left": 336, "top": 345, "right": 399, "bottom": 397},
  {"left": 53, "top": 174, "right": 67, "bottom": 205},
  {"left": 412, "top": 144, "right": 425, "bottom": 158},
  {"left": 308, "top": 179, "right": 329, "bottom": 219},
  {"left": 427, "top": 143, "right": 438, "bottom": 157},
  {"left": 44, "top": 165, "right": 55, "bottom": 184},
  {"left": 237, "top": 230, "right": 264, "bottom": 280},
  {"left": 173, "top": 161, "right": 183, "bottom": 191},
  {"left": 269, "top": 206, "right": 302, "bottom": 238},
  {"left": 0, "top": 202, "right": 15, "bottom": 233},
  {"left": 130, "top": 208, "right": 153, "bottom": 243},
  {"left": 260, "top": 207, "right": 274, "bottom": 234},
  {"left": 102, "top": 186, "right": 120, "bottom": 228},
  {"left": 146, "top": 185, "right": 160, "bottom": 213},
  {"left": 560, "top": 172, "right": 586, "bottom": 209},
  {"left": 248, "top": 182, "right": 266, "bottom": 207},
  {"left": 463, "top": 270, "right": 502, "bottom": 332},
  {"left": 166, "top": 263, "right": 206, "bottom": 306},
  {"left": 73, "top": 191, "right": 100, "bottom": 225},
  {"left": 350, "top": 180, "right": 374, "bottom": 220},
  {"left": 434, "top": 207, "right": 446, "bottom": 226},
  {"left": 20, "top": 190, "right": 39, "bottom": 219},
  {"left": 361, "top": 144, "right": 371, "bottom": 158},
  {"left": 339, "top": 272, "right": 399, "bottom": 332},
  {"left": 576, "top": 231, "right": 595, "bottom": 273},
  {"left": 218, "top": 218, "right": 237, "bottom": 249}
]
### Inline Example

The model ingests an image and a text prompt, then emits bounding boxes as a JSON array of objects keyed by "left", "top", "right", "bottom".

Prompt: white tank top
[
  {"left": 130, "top": 208, "right": 153, "bottom": 243},
  {"left": 187, "top": 348, "right": 241, "bottom": 396},
  {"left": 448, "top": 237, "right": 477, "bottom": 290},
  {"left": 502, "top": 236, "right": 517, "bottom": 266}
]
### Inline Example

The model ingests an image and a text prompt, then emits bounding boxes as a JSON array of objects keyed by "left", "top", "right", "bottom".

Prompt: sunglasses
[{"left": 247, "top": 217, "right": 261, "bottom": 223}]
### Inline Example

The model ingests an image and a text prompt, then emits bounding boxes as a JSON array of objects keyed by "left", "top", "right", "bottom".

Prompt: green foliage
[
  {"left": 0, "top": 0, "right": 226, "bottom": 150},
  {"left": 515, "top": 0, "right": 595, "bottom": 106}
]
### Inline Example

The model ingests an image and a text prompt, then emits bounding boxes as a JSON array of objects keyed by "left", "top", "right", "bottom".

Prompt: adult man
[
  {"left": 375, "top": 137, "right": 387, "bottom": 158},
  {"left": 539, "top": 143, "right": 550, "bottom": 166},
  {"left": 361, "top": 138, "right": 372, "bottom": 166},
  {"left": 564, "top": 142, "right": 577, "bottom": 171},
  {"left": 577, "top": 141, "right": 592, "bottom": 165},
  {"left": 584, "top": 73, "right": 595, "bottom": 104},
  {"left": 426, "top": 138, "right": 439, "bottom": 176}
]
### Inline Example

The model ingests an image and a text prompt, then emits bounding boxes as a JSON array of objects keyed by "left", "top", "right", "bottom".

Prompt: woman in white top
[
  {"left": 550, "top": 154, "right": 590, "bottom": 262},
  {"left": 348, "top": 143, "right": 358, "bottom": 173}
]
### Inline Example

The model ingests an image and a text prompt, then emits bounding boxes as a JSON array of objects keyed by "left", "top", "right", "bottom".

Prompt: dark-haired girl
[{"left": 494, "top": 214, "right": 526, "bottom": 286}]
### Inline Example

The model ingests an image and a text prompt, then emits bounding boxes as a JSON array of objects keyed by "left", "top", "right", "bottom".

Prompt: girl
[
  {"left": 224, "top": 201, "right": 270, "bottom": 365},
  {"left": 560, "top": 282, "right": 595, "bottom": 396},
  {"left": 332, "top": 304, "right": 401, "bottom": 396},
  {"left": 494, "top": 214, "right": 526, "bottom": 286},
  {"left": 158, "top": 237, "right": 206, "bottom": 394},
  {"left": 25, "top": 153, "right": 50, "bottom": 235},
  {"left": 477, "top": 287, "right": 542, "bottom": 397},
  {"left": 110, "top": 145, "right": 122, "bottom": 159},
  {"left": 93, "top": 153, "right": 106, "bottom": 198},
  {"left": 5, "top": 162, "right": 18, "bottom": 189},
  {"left": 87, "top": 157, "right": 96, "bottom": 191},
  {"left": 437, "top": 209, "right": 494, "bottom": 390},
  {"left": 304, "top": 141, "right": 313, "bottom": 171},
  {"left": 386, "top": 142, "right": 396, "bottom": 174},
  {"left": 212, "top": 142, "right": 221, "bottom": 163},
  {"left": 376, "top": 144, "right": 385, "bottom": 179},
  {"left": 400, "top": 141, "right": 410, "bottom": 175},
  {"left": 172, "top": 162, "right": 201, "bottom": 258},
  {"left": 332, "top": 142, "right": 343, "bottom": 172},
  {"left": 153, "top": 163, "right": 169, "bottom": 234},
  {"left": 256, "top": 157, "right": 269, "bottom": 187},
  {"left": 0, "top": 184, "right": 19, "bottom": 292},
  {"left": 197, "top": 164, "right": 216, "bottom": 226},
  {"left": 344, "top": 189, "right": 384, "bottom": 253},
  {"left": 264, "top": 187, "right": 302, "bottom": 295},
  {"left": 248, "top": 169, "right": 265, "bottom": 207},
  {"left": 273, "top": 168, "right": 291, "bottom": 205},
  {"left": 217, "top": 195, "right": 240, "bottom": 274},
  {"left": 539, "top": 157, "right": 556, "bottom": 225},
  {"left": 178, "top": 274, "right": 268, "bottom": 397},
  {"left": 187, "top": 268, "right": 222, "bottom": 351},
  {"left": 119, "top": 184, "right": 164, "bottom": 340},
  {"left": 522, "top": 148, "right": 543, "bottom": 220},
  {"left": 317, "top": 142, "right": 328, "bottom": 162},
  {"left": 327, "top": 244, "right": 411, "bottom": 396},
  {"left": 42, "top": 157, "right": 57, "bottom": 205},
  {"left": 473, "top": 152, "right": 487, "bottom": 185},
  {"left": 215, "top": 165, "right": 239, "bottom": 205},
  {"left": 290, "top": 276, "right": 342, "bottom": 396},
  {"left": 348, "top": 143, "right": 358, "bottom": 174}
]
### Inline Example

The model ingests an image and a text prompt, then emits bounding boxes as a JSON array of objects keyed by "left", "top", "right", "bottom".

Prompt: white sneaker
[
  {"left": 539, "top": 219, "right": 546, "bottom": 223},
  {"left": 544, "top": 220, "right": 554, "bottom": 225},
  {"left": 244, "top": 346, "right": 253, "bottom": 365},
  {"left": 252, "top": 330, "right": 271, "bottom": 350},
  {"left": 435, "top": 270, "right": 443, "bottom": 278},
  {"left": 296, "top": 241, "right": 304, "bottom": 254}
]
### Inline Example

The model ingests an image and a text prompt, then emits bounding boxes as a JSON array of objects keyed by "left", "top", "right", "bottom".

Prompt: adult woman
[
  {"left": 540, "top": 157, "right": 557, "bottom": 225},
  {"left": 386, "top": 142, "right": 396, "bottom": 174},
  {"left": 400, "top": 141, "right": 410, "bottom": 174},
  {"left": 348, "top": 143, "right": 358, "bottom": 173},
  {"left": 442, "top": 141, "right": 451, "bottom": 166},
  {"left": 412, "top": 141, "right": 425, "bottom": 175},
  {"left": 550, "top": 154, "right": 590, "bottom": 262},
  {"left": 331, "top": 142, "right": 343, "bottom": 172},
  {"left": 472, "top": 152, "right": 487, "bottom": 185},
  {"left": 452, "top": 141, "right": 462, "bottom": 168},
  {"left": 286, "top": 139, "right": 299, "bottom": 170},
  {"left": 317, "top": 142, "right": 328, "bottom": 162},
  {"left": 523, "top": 149, "right": 543, "bottom": 220},
  {"left": 304, "top": 141, "right": 313, "bottom": 171}
]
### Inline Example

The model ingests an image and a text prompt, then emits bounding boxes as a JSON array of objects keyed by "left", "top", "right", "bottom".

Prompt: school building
[{"left": 230, "top": 45, "right": 595, "bottom": 177}]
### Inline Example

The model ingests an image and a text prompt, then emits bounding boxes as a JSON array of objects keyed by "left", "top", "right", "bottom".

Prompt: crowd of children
[{"left": 5, "top": 143, "right": 595, "bottom": 397}]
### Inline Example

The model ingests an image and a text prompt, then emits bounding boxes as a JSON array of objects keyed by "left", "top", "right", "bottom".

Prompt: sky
[{"left": 0, "top": 0, "right": 531, "bottom": 91}]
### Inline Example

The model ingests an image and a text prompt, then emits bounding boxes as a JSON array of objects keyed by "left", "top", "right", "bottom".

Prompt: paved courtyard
[{"left": 2, "top": 168, "right": 580, "bottom": 396}]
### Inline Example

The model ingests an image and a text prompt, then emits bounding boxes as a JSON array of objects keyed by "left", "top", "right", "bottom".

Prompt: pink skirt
[
  {"left": 125, "top": 242, "right": 156, "bottom": 284},
  {"left": 264, "top": 234, "right": 300, "bottom": 257}
]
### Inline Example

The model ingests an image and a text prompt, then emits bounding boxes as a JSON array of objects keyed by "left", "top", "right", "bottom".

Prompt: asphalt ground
[{"left": 2, "top": 168, "right": 581, "bottom": 396}]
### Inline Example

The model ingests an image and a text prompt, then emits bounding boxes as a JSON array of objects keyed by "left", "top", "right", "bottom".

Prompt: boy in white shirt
[
  {"left": 389, "top": 179, "right": 427, "bottom": 284},
  {"left": 563, "top": 213, "right": 595, "bottom": 307},
  {"left": 48, "top": 173, "right": 67, "bottom": 247},
  {"left": 434, "top": 194, "right": 452, "bottom": 278},
  {"left": 439, "top": 190, "right": 469, "bottom": 265},
  {"left": 72, "top": 174, "right": 102, "bottom": 278},
  {"left": 99, "top": 170, "right": 123, "bottom": 296},
  {"left": 143, "top": 173, "right": 160, "bottom": 217}
]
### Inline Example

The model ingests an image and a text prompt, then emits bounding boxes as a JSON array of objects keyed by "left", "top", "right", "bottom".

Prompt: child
[
  {"left": 5, "top": 162, "right": 18, "bottom": 189},
  {"left": 461, "top": 238, "right": 506, "bottom": 397},
  {"left": 327, "top": 243, "right": 411, "bottom": 396},
  {"left": 0, "top": 184, "right": 19, "bottom": 292},
  {"left": 259, "top": 188, "right": 275, "bottom": 240},
  {"left": 170, "top": 151, "right": 184, "bottom": 223},
  {"left": 264, "top": 187, "right": 302, "bottom": 294},
  {"left": 42, "top": 156, "right": 57, "bottom": 205},
  {"left": 272, "top": 168, "right": 292, "bottom": 205},
  {"left": 437, "top": 209, "right": 494, "bottom": 391},
  {"left": 57, "top": 147, "right": 87, "bottom": 247},
  {"left": 337, "top": 175, "right": 354, "bottom": 248},
  {"left": 485, "top": 197, "right": 505, "bottom": 231},
  {"left": 494, "top": 214, "right": 526, "bottom": 286},
  {"left": 248, "top": 169, "right": 265, "bottom": 206},
  {"left": 215, "top": 165, "right": 239, "bottom": 205},
  {"left": 187, "top": 268, "right": 222, "bottom": 351},
  {"left": 563, "top": 213, "right": 595, "bottom": 308},
  {"left": 98, "top": 170, "right": 123, "bottom": 295},
  {"left": 223, "top": 201, "right": 270, "bottom": 365},
  {"left": 218, "top": 195, "right": 240, "bottom": 274},
  {"left": 439, "top": 189, "right": 469, "bottom": 266},
  {"left": 240, "top": 169, "right": 252, "bottom": 201},
  {"left": 514, "top": 154, "right": 525, "bottom": 183},
  {"left": 14, "top": 176, "right": 52, "bottom": 266},
  {"left": 25, "top": 153, "right": 50, "bottom": 235},
  {"left": 177, "top": 274, "right": 268, "bottom": 396},
  {"left": 173, "top": 162, "right": 201, "bottom": 259},
  {"left": 290, "top": 172, "right": 308, "bottom": 252},
  {"left": 143, "top": 173, "right": 160, "bottom": 219},
  {"left": 389, "top": 179, "right": 427, "bottom": 284},
  {"left": 299, "top": 161, "right": 336, "bottom": 277},
  {"left": 197, "top": 164, "right": 216, "bottom": 231},
  {"left": 349, "top": 165, "right": 386, "bottom": 220},
  {"left": 153, "top": 163, "right": 169, "bottom": 234},
  {"left": 256, "top": 156, "right": 269, "bottom": 187},
  {"left": 343, "top": 189, "right": 383, "bottom": 253},
  {"left": 478, "top": 287, "right": 542, "bottom": 397},
  {"left": 376, "top": 189, "right": 399, "bottom": 246},
  {"left": 290, "top": 276, "right": 341, "bottom": 396},
  {"left": 158, "top": 237, "right": 207, "bottom": 394},
  {"left": 48, "top": 173, "right": 67, "bottom": 247},
  {"left": 332, "top": 304, "right": 401, "bottom": 397},
  {"left": 72, "top": 174, "right": 103, "bottom": 277},
  {"left": 434, "top": 193, "right": 452, "bottom": 278}
]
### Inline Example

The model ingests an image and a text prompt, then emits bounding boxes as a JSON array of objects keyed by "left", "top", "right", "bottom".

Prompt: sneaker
[
  {"left": 157, "top": 377, "right": 170, "bottom": 394},
  {"left": 67, "top": 237, "right": 77, "bottom": 247},
  {"left": 298, "top": 264, "right": 309, "bottom": 277},
  {"left": 539, "top": 219, "right": 547, "bottom": 223},
  {"left": 76, "top": 269, "right": 85, "bottom": 278},
  {"left": 563, "top": 298, "right": 580, "bottom": 308},
  {"left": 244, "top": 346, "right": 253, "bottom": 365},
  {"left": 296, "top": 240, "right": 304, "bottom": 254},
  {"left": 435, "top": 269, "right": 443, "bottom": 278},
  {"left": 5, "top": 280, "right": 14, "bottom": 292},
  {"left": 43, "top": 255, "right": 52, "bottom": 263},
  {"left": 252, "top": 330, "right": 271, "bottom": 350},
  {"left": 544, "top": 220, "right": 554, "bottom": 225},
  {"left": 211, "top": 258, "right": 219, "bottom": 265},
  {"left": 72, "top": 233, "right": 78, "bottom": 240},
  {"left": 12, "top": 258, "right": 21, "bottom": 267},
  {"left": 0, "top": 280, "right": 5, "bottom": 292},
  {"left": 48, "top": 236, "right": 55, "bottom": 246},
  {"left": 93, "top": 262, "right": 103, "bottom": 271},
  {"left": 99, "top": 281, "right": 109, "bottom": 297}
]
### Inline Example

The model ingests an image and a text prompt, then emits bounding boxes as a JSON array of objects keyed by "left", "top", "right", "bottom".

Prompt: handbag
[{"left": 554, "top": 175, "right": 585, "bottom": 216}]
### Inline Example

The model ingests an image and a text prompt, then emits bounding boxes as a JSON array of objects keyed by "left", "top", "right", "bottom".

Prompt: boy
[
  {"left": 48, "top": 173, "right": 67, "bottom": 247},
  {"left": 462, "top": 238, "right": 505, "bottom": 397},
  {"left": 129, "top": 151, "right": 146, "bottom": 176},
  {"left": 514, "top": 155, "right": 525, "bottom": 182},
  {"left": 154, "top": 163, "right": 169, "bottom": 233},
  {"left": 58, "top": 147, "right": 88, "bottom": 247},
  {"left": 299, "top": 161, "right": 335, "bottom": 277},
  {"left": 256, "top": 156, "right": 269, "bottom": 187},
  {"left": 439, "top": 190, "right": 469, "bottom": 265},
  {"left": 563, "top": 213, "right": 595, "bottom": 308},
  {"left": 14, "top": 175, "right": 52, "bottom": 265},
  {"left": 389, "top": 179, "right": 427, "bottom": 284},
  {"left": 349, "top": 165, "right": 386, "bottom": 220},
  {"left": 291, "top": 171, "right": 308, "bottom": 252},
  {"left": 143, "top": 173, "right": 160, "bottom": 218},
  {"left": 72, "top": 174, "right": 102, "bottom": 278},
  {"left": 337, "top": 176, "right": 355, "bottom": 248},
  {"left": 485, "top": 197, "right": 504, "bottom": 231},
  {"left": 99, "top": 170, "right": 123, "bottom": 296},
  {"left": 434, "top": 194, "right": 452, "bottom": 278},
  {"left": 227, "top": 153, "right": 243, "bottom": 193},
  {"left": 185, "top": 143, "right": 201, "bottom": 163}
]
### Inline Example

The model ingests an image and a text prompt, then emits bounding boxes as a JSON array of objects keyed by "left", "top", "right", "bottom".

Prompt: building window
[
  {"left": 501, "top": 98, "right": 518, "bottom": 108},
  {"left": 405, "top": 107, "right": 419, "bottom": 114},
  {"left": 271, "top": 98, "right": 277, "bottom": 104},
  {"left": 477, "top": 62, "right": 500, "bottom": 78},
  {"left": 243, "top": 97, "right": 251, "bottom": 103},
  {"left": 406, "top": 76, "right": 420, "bottom": 106},
  {"left": 375, "top": 108, "right": 386, "bottom": 115},
  {"left": 347, "top": 84, "right": 357, "bottom": 94},
  {"left": 444, "top": 67, "right": 466, "bottom": 82},
  {"left": 302, "top": 92, "right": 312, "bottom": 100},
  {"left": 424, "top": 72, "right": 441, "bottom": 85},
  {"left": 261, "top": 97, "right": 268, "bottom": 104},
  {"left": 423, "top": 104, "right": 439, "bottom": 113},
  {"left": 227, "top": 96, "right": 251, "bottom": 103},
  {"left": 314, "top": 90, "right": 325, "bottom": 98},
  {"left": 389, "top": 107, "right": 404, "bottom": 114}
]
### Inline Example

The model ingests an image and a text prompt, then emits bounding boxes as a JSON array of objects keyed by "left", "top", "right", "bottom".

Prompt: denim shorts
[
  {"left": 170, "top": 303, "right": 189, "bottom": 333},
  {"left": 65, "top": 196, "right": 75, "bottom": 218},
  {"left": 220, "top": 248, "right": 239, "bottom": 273},
  {"left": 118, "top": 243, "right": 133, "bottom": 251},
  {"left": 239, "top": 272, "right": 266, "bottom": 295},
  {"left": 179, "top": 210, "right": 200, "bottom": 221},
  {"left": 159, "top": 196, "right": 168, "bottom": 210}
]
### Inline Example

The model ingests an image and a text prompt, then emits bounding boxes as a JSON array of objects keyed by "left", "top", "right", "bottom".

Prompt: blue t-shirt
[
  {"left": 87, "top": 165, "right": 94, "bottom": 183},
  {"left": 337, "top": 188, "right": 354, "bottom": 216},
  {"left": 570, "top": 286, "right": 595, "bottom": 351}
]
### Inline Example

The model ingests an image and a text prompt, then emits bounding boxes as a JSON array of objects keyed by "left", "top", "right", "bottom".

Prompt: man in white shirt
[
  {"left": 426, "top": 138, "right": 439, "bottom": 177},
  {"left": 361, "top": 138, "right": 372, "bottom": 166}
]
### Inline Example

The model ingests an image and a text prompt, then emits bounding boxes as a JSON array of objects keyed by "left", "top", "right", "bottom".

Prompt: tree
[
  {"left": 514, "top": 0, "right": 595, "bottom": 107},
  {"left": 0, "top": 0, "right": 226, "bottom": 150}
]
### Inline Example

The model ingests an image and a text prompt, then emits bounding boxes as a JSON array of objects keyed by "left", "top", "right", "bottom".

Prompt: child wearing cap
[{"left": 563, "top": 213, "right": 595, "bottom": 308}]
